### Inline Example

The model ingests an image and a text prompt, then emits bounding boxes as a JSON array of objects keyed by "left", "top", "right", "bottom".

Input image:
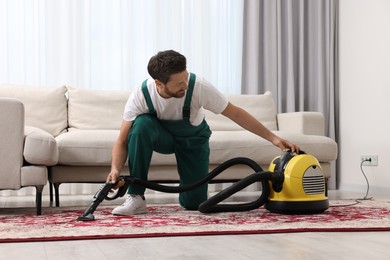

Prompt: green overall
[{"left": 127, "top": 73, "right": 212, "bottom": 210}]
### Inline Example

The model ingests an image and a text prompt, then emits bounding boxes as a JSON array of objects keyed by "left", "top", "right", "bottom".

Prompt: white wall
[{"left": 339, "top": 0, "right": 390, "bottom": 195}]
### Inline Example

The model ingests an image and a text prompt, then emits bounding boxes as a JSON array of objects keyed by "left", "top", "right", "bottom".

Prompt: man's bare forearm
[
  {"left": 222, "top": 103, "right": 278, "bottom": 143},
  {"left": 107, "top": 120, "right": 132, "bottom": 182},
  {"left": 110, "top": 140, "right": 128, "bottom": 175}
]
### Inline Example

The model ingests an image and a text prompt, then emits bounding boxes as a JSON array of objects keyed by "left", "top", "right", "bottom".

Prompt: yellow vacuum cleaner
[{"left": 265, "top": 151, "right": 329, "bottom": 214}]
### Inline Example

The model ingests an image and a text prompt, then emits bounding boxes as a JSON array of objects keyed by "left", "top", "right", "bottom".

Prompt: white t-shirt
[{"left": 123, "top": 74, "right": 228, "bottom": 126}]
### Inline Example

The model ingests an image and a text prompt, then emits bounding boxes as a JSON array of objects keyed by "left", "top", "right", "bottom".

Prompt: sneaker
[{"left": 112, "top": 194, "right": 147, "bottom": 216}]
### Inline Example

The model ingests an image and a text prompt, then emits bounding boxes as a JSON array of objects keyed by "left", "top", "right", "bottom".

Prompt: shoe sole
[{"left": 112, "top": 206, "right": 147, "bottom": 216}]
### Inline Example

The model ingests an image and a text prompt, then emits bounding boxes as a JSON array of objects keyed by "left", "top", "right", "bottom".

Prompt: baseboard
[{"left": 338, "top": 183, "right": 390, "bottom": 198}]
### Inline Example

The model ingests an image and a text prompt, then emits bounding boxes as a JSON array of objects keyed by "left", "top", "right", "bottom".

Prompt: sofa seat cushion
[
  {"left": 56, "top": 129, "right": 337, "bottom": 168},
  {"left": 56, "top": 130, "right": 118, "bottom": 165},
  {"left": 210, "top": 131, "right": 338, "bottom": 164},
  {"left": 56, "top": 129, "right": 178, "bottom": 166}
]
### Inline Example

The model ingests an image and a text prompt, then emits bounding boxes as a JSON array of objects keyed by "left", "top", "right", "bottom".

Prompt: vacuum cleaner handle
[
  {"left": 77, "top": 177, "right": 127, "bottom": 221},
  {"left": 105, "top": 177, "right": 130, "bottom": 200},
  {"left": 275, "top": 149, "right": 306, "bottom": 173}
]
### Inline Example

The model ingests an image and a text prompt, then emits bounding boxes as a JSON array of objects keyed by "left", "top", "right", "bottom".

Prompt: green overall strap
[
  {"left": 183, "top": 73, "right": 196, "bottom": 118},
  {"left": 141, "top": 79, "right": 156, "bottom": 115}
]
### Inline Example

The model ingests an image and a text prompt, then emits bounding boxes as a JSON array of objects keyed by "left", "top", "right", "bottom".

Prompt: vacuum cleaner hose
[
  {"left": 78, "top": 156, "right": 283, "bottom": 220},
  {"left": 129, "top": 157, "right": 263, "bottom": 193},
  {"left": 129, "top": 157, "right": 274, "bottom": 213},
  {"left": 198, "top": 171, "right": 272, "bottom": 213}
]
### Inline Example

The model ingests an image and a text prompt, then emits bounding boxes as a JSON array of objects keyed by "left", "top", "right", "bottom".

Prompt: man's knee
[
  {"left": 179, "top": 187, "right": 208, "bottom": 210},
  {"left": 131, "top": 114, "right": 158, "bottom": 134}
]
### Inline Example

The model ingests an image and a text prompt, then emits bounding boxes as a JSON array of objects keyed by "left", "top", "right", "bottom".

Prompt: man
[{"left": 106, "top": 50, "right": 299, "bottom": 215}]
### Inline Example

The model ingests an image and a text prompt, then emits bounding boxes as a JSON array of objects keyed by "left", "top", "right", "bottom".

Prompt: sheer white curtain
[
  {"left": 0, "top": 0, "right": 244, "bottom": 196},
  {"left": 0, "top": 0, "right": 243, "bottom": 93}
]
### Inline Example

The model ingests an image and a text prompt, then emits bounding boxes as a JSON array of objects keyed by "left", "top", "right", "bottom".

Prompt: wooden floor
[{"left": 1, "top": 190, "right": 390, "bottom": 259}]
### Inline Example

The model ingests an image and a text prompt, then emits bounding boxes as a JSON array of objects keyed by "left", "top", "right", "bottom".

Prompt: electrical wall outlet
[{"left": 361, "top": 155, "right": 378, "bottom": 166}]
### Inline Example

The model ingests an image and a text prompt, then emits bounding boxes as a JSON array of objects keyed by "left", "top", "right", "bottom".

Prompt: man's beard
[{"left": 166, "top": 89, "right": 186, "bottom": 98}]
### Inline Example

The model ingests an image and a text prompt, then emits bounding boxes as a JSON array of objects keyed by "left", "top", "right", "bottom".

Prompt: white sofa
[{"left": 0, "top": 85, "right": 338, "bottom": 210}]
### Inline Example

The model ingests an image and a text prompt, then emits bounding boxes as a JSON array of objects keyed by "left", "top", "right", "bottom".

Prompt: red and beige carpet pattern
[{"left": 1, "top": 199, "right": 390, "bottom": 243}]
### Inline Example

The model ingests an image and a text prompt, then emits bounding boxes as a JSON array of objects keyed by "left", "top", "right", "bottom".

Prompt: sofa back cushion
[
  {"left": 67, "top": 87, "right": 131, "bottom": 130},
  {"left": 204, "top": 91, "right": 278, "bottom": 131},
  {"left": 67, "top": 88, "right": 277, "bottom": 131},
  {"left": 0, "top": 85, "right": 68, "bottom": 136}
]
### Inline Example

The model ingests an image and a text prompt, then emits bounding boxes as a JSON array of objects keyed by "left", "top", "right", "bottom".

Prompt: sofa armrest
[
  {"left": 277, "top": 112, "right": 325, "bottom": 135},
  {"left": 24, "top": 126, "right": 59, "bottom": 166},
  {"left": 0, "top": 98, "right": 24, "bottom": 189}
]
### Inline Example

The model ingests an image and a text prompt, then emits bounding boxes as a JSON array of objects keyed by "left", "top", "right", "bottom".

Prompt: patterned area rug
[{"left": 1, "top": 199, "right": 390, "bottom": 243}]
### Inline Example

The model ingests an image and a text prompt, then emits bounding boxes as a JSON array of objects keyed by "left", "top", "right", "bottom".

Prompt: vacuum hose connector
[{"left": 270, "top": 171, "right": 285, "bottom": 193}]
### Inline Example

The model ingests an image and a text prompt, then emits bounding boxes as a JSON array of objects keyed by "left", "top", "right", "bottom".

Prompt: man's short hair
[{"left": 147, "top": 50, "right": 187, "bottom": 84}]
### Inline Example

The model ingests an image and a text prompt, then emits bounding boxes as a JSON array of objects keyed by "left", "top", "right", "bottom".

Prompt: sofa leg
[
  {"left": 35, "top": 185, "right": 44, "bottom": 215},
  {"left": 53, "top": 183, "right": 61, "bottom": 207},
  {"left": 48, "top": 167, "right": 54, "bottom": 206},
  {"left": 49, "top": 182, "right": 54, "bottom": 206}
]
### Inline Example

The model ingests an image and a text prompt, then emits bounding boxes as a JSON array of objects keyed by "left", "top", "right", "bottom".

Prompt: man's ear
[{"left": 155, "top": 79, "right": 164, "bottom": 90}]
